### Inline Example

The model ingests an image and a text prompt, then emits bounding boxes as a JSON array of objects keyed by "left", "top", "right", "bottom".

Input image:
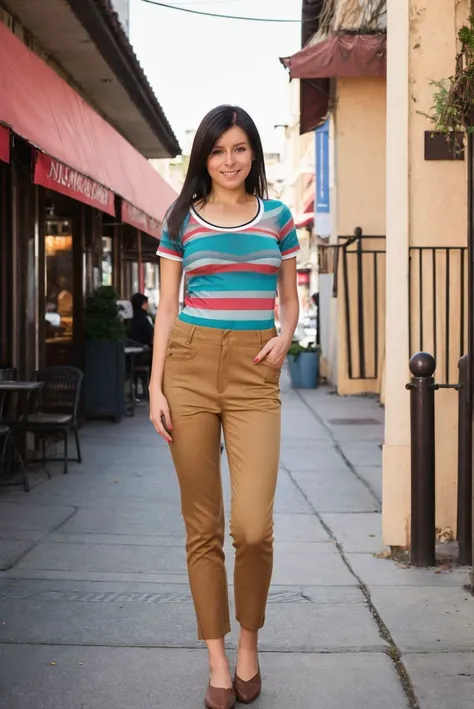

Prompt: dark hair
[
  {"left": 165, "top": 105, "right": 268, "bottom": 241},
  {"left": 131, "top": 293, "right": 148, "bottom": 312}
]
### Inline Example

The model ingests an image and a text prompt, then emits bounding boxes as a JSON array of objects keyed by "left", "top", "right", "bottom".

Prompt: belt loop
[
  {"left": 257, "top": 330, "right": 263, "bottom": 348},
  {"left": 187, "top": 325, "right": 197, "bottom": 345}
]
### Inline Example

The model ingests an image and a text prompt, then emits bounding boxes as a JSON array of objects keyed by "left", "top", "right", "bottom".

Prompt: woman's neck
[{"left": 207, "top": 184, "right": 253, "bottom": 207}]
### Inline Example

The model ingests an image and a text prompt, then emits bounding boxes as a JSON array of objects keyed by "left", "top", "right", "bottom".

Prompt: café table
[{"left": 0, "top": 380, "right": 44, "bottom": 490}]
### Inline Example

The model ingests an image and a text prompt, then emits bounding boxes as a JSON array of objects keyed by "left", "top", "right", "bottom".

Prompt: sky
[{"left": 128, "top": 0, "right": 302, "bottom": 153}]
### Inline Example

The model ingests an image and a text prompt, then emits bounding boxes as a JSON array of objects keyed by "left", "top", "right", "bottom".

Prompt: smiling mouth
[{"left": 221, "top": 170, "right": 240, "bottom": 177}]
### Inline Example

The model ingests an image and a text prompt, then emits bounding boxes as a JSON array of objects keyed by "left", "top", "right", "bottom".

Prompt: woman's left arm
[{"left": 255, "top": 257, "right": 299, "bottom": 367}]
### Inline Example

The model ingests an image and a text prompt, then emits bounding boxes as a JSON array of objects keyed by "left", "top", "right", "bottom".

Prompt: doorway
[{"left": 41, "top": 193, "right": 85, "bottom": 369}]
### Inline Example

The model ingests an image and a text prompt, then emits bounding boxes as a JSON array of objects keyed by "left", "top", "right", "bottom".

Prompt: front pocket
[
  {"left": 260, "top": 361, "right": 282, "bottom": 385},
  {"left": 166, "top": 339, "right": 196, "bottom": 362}
]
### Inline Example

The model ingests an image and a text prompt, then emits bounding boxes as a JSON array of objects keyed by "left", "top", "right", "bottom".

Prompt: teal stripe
[
  {"left": 185, "top": 233, "right": 277, "bottom": 257},
  {"left": 189, "top": 273, "right": 277, "bottom": 291},
  {"left": 179, "top": 312, "right": 274, "bottom": 331}
]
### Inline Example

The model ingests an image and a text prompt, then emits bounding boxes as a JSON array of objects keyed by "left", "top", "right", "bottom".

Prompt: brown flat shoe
[
  {"left": 204, "top": 683, "right": 236, "bottom": 709},
  {"left": 233, "top": 667, "right": 261, "bottom": 704}
]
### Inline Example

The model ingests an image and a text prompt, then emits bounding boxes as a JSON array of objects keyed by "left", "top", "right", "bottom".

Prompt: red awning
[
  {"left": 303, "top": 190, "right": 314, "bottom": 213},
  {"left": 295, "top": 213, "right": 314, "bottom": 229},
  {"left": 0, "top": 21, "right": 177, "bottom": 227},
  {"left": 282, "top": 33, "right": 386, "bottom": 80},
  {"left": 0, "top": 124, "right": 10, "bottom": 163},
  {"left": 300, "top": 79, "right": 329, "bottom": 134},
  {"left": 35, "top": 152, "right": 115, "bottom": 215},
  {"left": 121, "top": 200, "right": 161, "bottom": 240}
]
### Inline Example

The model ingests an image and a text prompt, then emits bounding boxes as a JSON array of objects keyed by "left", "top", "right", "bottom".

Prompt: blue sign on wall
[{"left": 315, "top": 120, "right": 330, "bottom": 214}]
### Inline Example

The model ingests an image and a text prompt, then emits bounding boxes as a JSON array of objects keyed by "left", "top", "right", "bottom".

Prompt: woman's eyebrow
[{"left": 213, "top": 142, "right": 247, "bottom": 149}]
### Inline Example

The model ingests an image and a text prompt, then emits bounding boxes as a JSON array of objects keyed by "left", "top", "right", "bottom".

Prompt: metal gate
[{"left": 333, "top": 229, "right": 386, "bottom": 380}]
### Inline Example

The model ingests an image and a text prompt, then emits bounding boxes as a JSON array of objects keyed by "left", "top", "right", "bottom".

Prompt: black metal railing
[
  {"left": 334, "top": 229, "right": 386, "bottom": 380},
  {"left": 409, "top": 246, "right": 468, "bottom": 384}
]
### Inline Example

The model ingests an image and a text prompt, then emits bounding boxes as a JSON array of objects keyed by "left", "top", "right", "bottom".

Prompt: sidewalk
[{"left": 0, "top": 373, "right": 472, "bottom": 709}]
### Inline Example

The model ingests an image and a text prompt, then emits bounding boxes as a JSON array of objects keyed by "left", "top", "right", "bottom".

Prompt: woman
[
  {"left": 129, "top": 293, "right": 154, "bottom": 348},
  {"left": 150, "top": 105, "right": 299, "bottom": 709}
]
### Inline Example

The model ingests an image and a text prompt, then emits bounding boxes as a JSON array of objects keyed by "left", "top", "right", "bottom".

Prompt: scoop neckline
[{"left": 190, "top": 197, "right": 263, "bottom": 232}]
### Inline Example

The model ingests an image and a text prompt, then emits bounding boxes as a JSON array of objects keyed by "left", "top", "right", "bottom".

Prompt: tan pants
[{"left": 163, "top": 319, "right": 281, "bottom": 640}]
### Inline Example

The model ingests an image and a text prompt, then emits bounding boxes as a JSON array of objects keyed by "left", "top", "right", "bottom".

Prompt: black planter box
[{"left": 84, "top": 340, "right": 125, "bottom": 421}]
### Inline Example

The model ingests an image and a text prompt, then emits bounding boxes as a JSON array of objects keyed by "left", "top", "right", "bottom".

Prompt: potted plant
[
  {"left": 420, "top": 15, "right": 474, "bottom": 153},
  {"left": 83, "top": 285, "right": 126, "bottom": 421},
  {"left": 286, "top": 341, "right": 320, "bottom": 389}
]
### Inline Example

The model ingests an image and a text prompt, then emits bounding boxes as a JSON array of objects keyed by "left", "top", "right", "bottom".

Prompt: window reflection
[
  {"left": 144, "top": 262, "right": 159, "bottom": 313},
  {"left": 102, "top": 236, "right": 113, "bottom": 286},
  {"left": 45, "top": 219, "right": 73, "bottom": 342}
]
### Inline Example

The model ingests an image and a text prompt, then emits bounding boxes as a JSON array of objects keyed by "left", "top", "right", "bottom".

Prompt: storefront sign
[
  {"left": 0, "top": 124, "right": 10, "bottom": 163},
  {"left": 34, "top": 152, "right": 115, "bottom": 215},
  {"left": 297, "top": 270, "right": 310, "bottom": 286},
  {"left": 121, "top": 200, "right": 161, "bottom": 240},
  {"left": 315, "top": 120, "right": 332, "bottom": 237},
  {"left": 315, "top": 120, "right": 330, "bottom": 214}
]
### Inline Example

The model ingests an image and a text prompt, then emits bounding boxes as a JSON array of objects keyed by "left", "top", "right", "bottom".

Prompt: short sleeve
[
  {"left": 156, "top": 219, "right": 183, "bottom": 262},
  {"left": 278, "top": 203, "right": 300, "bottom": 260}
]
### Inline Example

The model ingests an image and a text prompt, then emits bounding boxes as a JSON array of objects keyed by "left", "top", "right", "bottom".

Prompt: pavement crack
[
  {"left": 295, "top": 390, "right": 382, "bottom": 506},
  {"left": 0, "top": 640, "right": 401, "bottom": 654},
  {"left": 2, "top": 507, "right": 79, "bottom": 572},
  {"left": 282, "top": 461, "right": 419, "bottom": 709}
]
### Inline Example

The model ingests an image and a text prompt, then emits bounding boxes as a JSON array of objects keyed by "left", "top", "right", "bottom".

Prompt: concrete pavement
[{"left": 0, "top": 372, "right": 472, "bottom": 708}]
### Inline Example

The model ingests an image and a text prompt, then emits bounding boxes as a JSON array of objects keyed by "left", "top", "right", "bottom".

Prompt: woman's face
[{"left": 206, "top": 126, "right": 253, "bottom": 191}]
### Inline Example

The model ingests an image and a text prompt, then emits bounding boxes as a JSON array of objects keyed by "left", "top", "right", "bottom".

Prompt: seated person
[{"left": 128, "top": 293, "right": 154, "bottom": 349}]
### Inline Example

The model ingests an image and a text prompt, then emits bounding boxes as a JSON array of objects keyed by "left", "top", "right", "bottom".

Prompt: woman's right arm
[{"left": 149, "top": 258, "right": 182, "bottom": 442}]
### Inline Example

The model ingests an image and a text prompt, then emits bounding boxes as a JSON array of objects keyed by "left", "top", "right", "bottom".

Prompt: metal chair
[
  {"left": 25, "top": 366, "right": 83, "bottom": 475},
  {"left": 125, "top": 339, "right": 151, "bottom": 403},
  {"left": 0, "top": 424, "right": 30, "bottom": 492}
]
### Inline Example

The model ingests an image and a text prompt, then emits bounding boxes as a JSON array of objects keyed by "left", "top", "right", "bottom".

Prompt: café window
[
  {"left": 102, "top": 236, "right": 113, "bottom": 286},
  {"left": 144, "top": 262, "right": 160, "bottom": 312},
  {"left": 44, "top": 219, "right": 74, "bottom": 343}
]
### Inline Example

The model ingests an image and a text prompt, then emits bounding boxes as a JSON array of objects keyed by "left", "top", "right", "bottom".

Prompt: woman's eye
[
  {"left": 236, "top": 147, "right": 246, "bottom": 152},
  {"left": 212, "top": 149, "right": 223, "bottom": 155}
]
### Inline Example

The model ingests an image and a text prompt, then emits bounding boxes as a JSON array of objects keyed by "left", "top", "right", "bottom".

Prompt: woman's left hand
[{"left": 254, "top": 335, "right": 291, "bottom": 370}]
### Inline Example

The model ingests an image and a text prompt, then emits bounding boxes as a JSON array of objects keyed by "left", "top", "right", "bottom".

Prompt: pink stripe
[
  {"left": 191, "top": 263, "right": 279, "bottom": 276},
  {"left": 186, "top": 297, "right": 275, "bottom": 311},
  {"left": 158, "top": 245, "right": 182, "bottom": 257},
  {"left": 282, "top": 244, "right": 300, "bottom": 256},
  {"left": 280, "top": 218, "right": 295, "bottom": 240},
  {"left": 251, "top": 227, "right": 279, "bottom": 238},
  {"left": 182, "top": 225, "right": 210, "bottom": 243}
]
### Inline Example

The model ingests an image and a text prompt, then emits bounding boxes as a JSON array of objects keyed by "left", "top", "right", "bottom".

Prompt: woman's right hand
[{"left": 149, "top": 391, "right": 173, "bottom": 443}]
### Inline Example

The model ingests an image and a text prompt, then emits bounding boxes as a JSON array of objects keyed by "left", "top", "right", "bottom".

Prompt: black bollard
[
  {"left": 457, "top": 355, "right": 472, "bottom": 565},
  {"left": 406, "top": 352, "right": 437, "bottom": 567}
]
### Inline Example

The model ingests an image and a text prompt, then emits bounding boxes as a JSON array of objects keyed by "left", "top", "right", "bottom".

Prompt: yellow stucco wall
[
  {"left": 335, "top": 77, "right": 387, "bottom": 235},
  {"left": 383, "top": 0, "right": 469, "bottom": 547},
  {"left": 409, "top": 3, "right": 468, "bottom": 249},
  {"left": 335, "top": 77, "right": 387, "bottom": 395}
]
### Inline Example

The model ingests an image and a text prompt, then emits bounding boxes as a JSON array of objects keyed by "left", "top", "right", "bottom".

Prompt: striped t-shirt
[{"left": 156, "top": 198, "right": 300, "bottom": 330}]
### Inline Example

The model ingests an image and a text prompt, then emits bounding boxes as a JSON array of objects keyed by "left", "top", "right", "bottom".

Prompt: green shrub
[
  {"left": 419, "top": 15, "right": 474, "bottom": 153},
  {"left": 288, "top": 341, "right": 320, "bottom": 359},
  {"left": 85, "top": 286, "right": 126, "bottom": 341}
]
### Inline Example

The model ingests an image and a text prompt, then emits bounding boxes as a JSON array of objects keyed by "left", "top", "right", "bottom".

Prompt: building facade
[
  {"left": 283, "top": 0, "right": 473, "bottom": 551},
  {"left": 384, "top": 0, "right": 470, "bottom": 546},
  {"left": 283, "top": 0, "right": 386, "bottom": 384},
  {"left": 279, "top": 80, "right": 318, "bottom": 332},
  {"left": 0, "top": 0, "right": 180, "bottom": 378}
]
